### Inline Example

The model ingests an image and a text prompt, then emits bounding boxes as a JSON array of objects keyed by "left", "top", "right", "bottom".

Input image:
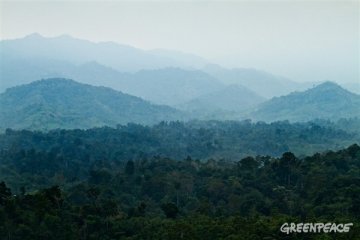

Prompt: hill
[
  {"left": 66, "top": 65, "right": 225, "bottom": 106},
  {"left": 178, "top": 84, "right": 265, "bottom": 116},
  {"left": 251, "top": 81, "right": 360, "bottom": 122},
  {"left": 203, "top": 64, "right": 315, "bottom": 98},
  {"left": 0, "top": 34, "right": 216, "bottom": 100},
  {"left": 119, "top": 68, "right": 224, "bottom": 106},
  {"left": 0, "top": 57, "right": 225, "bottom": 106},
  {"left": 0, "top": 78, "right": 184, "bottom": 130},
  {"left": 0, "top": 33, "right": 208, "bottom": 72}
]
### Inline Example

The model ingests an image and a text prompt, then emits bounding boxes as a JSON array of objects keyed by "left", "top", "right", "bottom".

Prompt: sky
[{"left": 0, "top": 0, "right": 359, "bottom": 83}]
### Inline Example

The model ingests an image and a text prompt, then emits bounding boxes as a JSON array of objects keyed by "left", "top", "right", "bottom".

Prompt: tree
[
  {"left": 161, "top": 202, "right": 179, "bottom": 218},
  {"left": 279, "top": 152, "right": 297, "bottom": 186},
  {"left": 43, "top": 185, "right": 63, "bottom": 209},
  {"left": 0, "top": 182, "right": 11, "bottom": 205},
  {"left": 125, "top": 160, "right": 135, "bottom": 175}
]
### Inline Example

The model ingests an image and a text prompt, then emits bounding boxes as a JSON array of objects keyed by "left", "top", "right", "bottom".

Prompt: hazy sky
[{"left": 0, "top": 0, "right": 359, "bottom": 83}]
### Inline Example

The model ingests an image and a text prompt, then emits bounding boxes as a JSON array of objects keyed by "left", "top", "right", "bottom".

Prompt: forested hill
[
  {"left": 251, "top": 81, "right": 360, "bottom": 122},
  {"left": 0, "top": 78, "right": 184, "bottom": 130}
]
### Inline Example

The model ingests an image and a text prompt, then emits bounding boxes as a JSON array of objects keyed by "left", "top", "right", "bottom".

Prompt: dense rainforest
[
  {"left": 1, "top": 119, "right": 359, "bottom": 162},
  {"left": 0, "top": 120, "right": 359, "bottom": 239}
]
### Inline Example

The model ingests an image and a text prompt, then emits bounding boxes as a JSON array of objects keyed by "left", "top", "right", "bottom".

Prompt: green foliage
[
  {"left": 0, "top": 142, "right": 359, "bottom": 239},
  {"left": 161, "top": 202, "right": 179, "bottom": 218},
  {"left": 0, "top": 120, "right": 358, "bottom": 164},
  {"left": 125, "top": 160, "right": 135, "bottom": 175},
  {"left": 252, "top": 82, "right": 360, "bottom": 122},
  {"left": 0, "top": 78, "right": 184, "bottom": 130},
  {"left": 0, "top": 182, "right": 11, "bottom": 205}
]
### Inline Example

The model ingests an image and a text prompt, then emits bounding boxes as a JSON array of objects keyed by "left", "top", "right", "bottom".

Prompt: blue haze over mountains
[{"left": 0, "top": 33, "right": 359, "bottom": 130}]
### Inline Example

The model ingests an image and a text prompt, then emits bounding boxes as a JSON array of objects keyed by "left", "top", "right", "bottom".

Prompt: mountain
[
  {"left": 148, "top": 49, "right": 208, "bottom": 69},
  {"left": 251, "top": 81, "right": 360, "bottom": 122},
  {"left": 202, "top": 64, "right": 315, "bottom": 98},
  {"left": 0, "top": 58, "right": 225, "bottom": 105},
  {"left": 1, "top": 33, "right": 320, "bottom": 105},
  {"left": 0, "top": 33, "right": 208, "bottom": 72},
  {"left": 0, "top": 78, "right": 185, "bottom": 130},
  {"left": 0, "top": 51, "right": 224, "bottom": 106},
  {"left": 178, "top": 84, "right": 265, "bottom": 116},
  {"left": 0, "top": 57, "right": 76, "bottom": 91},
  {"left": 60, "top": 64, "right": 225, "bottom": 106},
  {"left": 117, "top": 68, "right": 224, "bottom": 106}
]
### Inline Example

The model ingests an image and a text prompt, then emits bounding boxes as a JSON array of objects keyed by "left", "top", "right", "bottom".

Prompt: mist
[{"left": 1, "top": 0, "right": 358, "bottom": 83}]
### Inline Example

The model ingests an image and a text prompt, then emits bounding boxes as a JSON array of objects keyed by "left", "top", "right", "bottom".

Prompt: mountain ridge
[
  {"left": 251, "top": 81, "right": 360, "bottom": 122},
  {"left": 0, "top": 78, "right": 185, "bottom": 130},
  {"left": 1, "top": 33, "right": 208, "bottom": 72},
  {"left": 178, "top": 84, "right": 265, "bottom": 115}
]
